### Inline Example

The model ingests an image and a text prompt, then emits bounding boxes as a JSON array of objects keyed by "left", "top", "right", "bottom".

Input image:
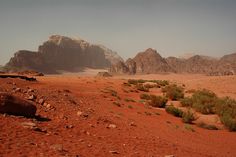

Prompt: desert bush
[
  {"left": 162, "top": 84, "right": 184, "bottom": 100},
  {"left": 180, "top": 97, "right": 193, "bottom": 107},
  {"left": 191, "top": 89, "right": 218, "bottom": 114},
  {"left": 136, "top": 84, "right": 149, "bottom": 92},
  {"left": 128, "top": 79, "right": 146, "bottom": 85},
  {"left": 148, "top": 95, "right": 168, "bottom": 108},
  {"left": 197, "top": 122, "right": 218, "bottom": 130},
  {"left": 124, "top": 98, "right": 136, "bottom": 102},
  {"left": 165, "top": 105, "right": 183, "bottom": 117},
  {"left": 140, "top": 93, "right": 151, "bottom": 100},
  {"left": 215, "top": 97, "right": 236, "bottom": 131},
  {"left": 182, "top": 110, "right": 195, "bottom": 124}
]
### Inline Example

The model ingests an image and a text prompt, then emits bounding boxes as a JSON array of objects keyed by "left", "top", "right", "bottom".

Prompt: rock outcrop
[
  {"left": 0, "top": 92, "right": 37, "bottom": 117},
  {"left": 110, "top": 48, "right": 175, "bottom": 74},
  {"left": 5, "top": 35, "right": 123, "bottom": 74},
  {"left": 110, "top": 48, "right": 236, "bottom": 75}
]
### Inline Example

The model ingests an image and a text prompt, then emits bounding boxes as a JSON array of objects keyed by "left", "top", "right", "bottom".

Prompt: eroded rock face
[
  {"left": 110, "top": 48, "right": 236, "bottom": 75},
  {"left": 0, "top": 92, "right": 37, "bottom": 117},
  {"left": 5, "top": 35, "right": 123, "bottom": 74},
  {"left": 131, "top": 48, "right": 174, "bottom": 74},
  {"left": 110, "top": 48, "right": 175, "bottom": 74}
]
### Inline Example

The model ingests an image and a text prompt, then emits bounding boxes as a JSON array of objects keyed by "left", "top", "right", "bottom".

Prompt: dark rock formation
[
  {"left": 5, "top": 35, "right": 123, "bottom": 74},
  {"left": 110, "top": 48, "right": 174, "bottom": 74},
  {"left": 110, "top": 48, "right": 236, "bottom": 75},
  {"left": 0, "top": 92, "right": 37, "bottom": 117}
]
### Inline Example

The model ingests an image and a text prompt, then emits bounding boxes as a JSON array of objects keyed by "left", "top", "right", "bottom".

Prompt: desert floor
[{"left": 1, "top": 73, "right": 236, "bottom": 157}]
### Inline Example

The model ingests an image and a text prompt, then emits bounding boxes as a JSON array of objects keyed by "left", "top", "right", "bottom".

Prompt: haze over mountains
[{"left": 3, "top": 35, "right": 236, "bottom": 75}]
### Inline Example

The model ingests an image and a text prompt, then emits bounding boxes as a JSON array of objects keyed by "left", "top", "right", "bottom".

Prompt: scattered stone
[
  {"left": 109, "top": 150, "right": 119, "bottom": 154},
  {"left": 0, "top": 92, "right": 37, "bottom": 117},
  {"left": 14, "top": 88, "right": 21, "bottom": 92},
  {"left": 107, "top": 124, "right": 117, "bottom": 129},
  {"left": 21, "top": 122, "right": 46, "bottom": 133},
  {"left": 129, "top": 122, "right": 137, "bottom": 127},
  {"left": 38, "top": 98, "right": 44, "bottom": 105},
  {"left": 77, "top": 111, "right": 83, "bottom": 116},
  {"left": 27, "top": 89, "right": 34, "bottom": 93},
  {"left": 50, "top": 144, "right": 63, "bottom": 152},
  {"left": 21, "top": 122, "right": 37, "bottom": 129},
  {"left": 65, "top": 125, "right": 74, "bottom": 129},
  {"left": 46, "top": 103, "right": 51, "bottom": 109},
  {"left": 28, "top": 95, "right": 36, "bottom": 101}
]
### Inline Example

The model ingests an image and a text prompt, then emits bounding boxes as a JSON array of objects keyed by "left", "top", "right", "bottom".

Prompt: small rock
[
  {"left": 107, "top": 124, "right": 117, "bottom": 129},
  {"left": 21, "top": 122, "right": 37, "bottom": 129},
  {"left": 27, "top": 89, "right": 34, "bottom": 93},
  {"left": 109, "top": 150, "right": 119, "bottom": 154},
  {"left": 65, "top": 125, "right": 74, "bottom": 129},
  {"left": 14, "top": 88, "right": 21, "bottom": 92},
  {"left": 87, "top": 144, "right": 92, "bottom": 147},
  {"left": 129, "top": 122, "right": 136, "bottom": 127},
  {"left": 77, "top": 111, "right": 83, "bottom": 116},
  {"left": 46, "top": 104, "right": 51, "bottom": 108},
  {"left": 38, "top": 99, "right": 44, "bottom": 105},
  {"left": 165, "top": 155, "right": 175, "bottom": 157},
  {"left": 28, "top": 95, "right": 36, "bottom": 101}
]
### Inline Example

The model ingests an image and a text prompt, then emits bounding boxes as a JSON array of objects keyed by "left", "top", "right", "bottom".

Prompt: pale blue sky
[{"left": 0, "top": 0, "right": 236, "bottom": 64}]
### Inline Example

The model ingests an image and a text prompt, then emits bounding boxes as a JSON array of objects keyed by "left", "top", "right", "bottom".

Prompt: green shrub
[
  {"left": 136, "top": 84, "right": 149, "bottom": 92},
  {"left": 162, "top": 84, "right": 184, "bottom": 100},
  {"left": 220, "top": 113, "right": 236, "bottom": 131},
  {"left": 191, "top": 89, "right": 218, "bottom": 114},
  {"left": 140, "top": 93, "right": 151, "bottom": 100},
  {"left": 197, "top": 122, "right": 218, "bottom": 130},
  {"left": 180, "top": 97, "right": 193, "bottom": 107},
  {"left": 215, "top": 97, "right": 236, "bottom": 131},
  {"left": 124, "top": 98, "right": 136, "bottom": 102},
  {"left": 148, "top": 95, "right": 168, "bottom": 108},
  {"left": 128, "top": 79, "right": 145, "bottom": 85},
  {"left": 182, "top": 110, "right": 195, "bottom": 124},
  {"left": 165, "top": 105, "right": 183, "bottom": 117}
]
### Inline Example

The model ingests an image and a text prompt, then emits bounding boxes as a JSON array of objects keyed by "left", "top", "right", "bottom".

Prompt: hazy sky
[{"left": 0, "top": 0, "right": 236, "bottom": 64}]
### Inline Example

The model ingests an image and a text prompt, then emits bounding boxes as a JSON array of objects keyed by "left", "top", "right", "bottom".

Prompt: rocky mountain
[
  {"left": 4, "top": 35, "right": 123, "bottom": 74},
  {"left": 110, "top": 48, "right": 236, "bottom": 75},
  {"left": 110, "top": 48, "right": 175, "bottom": 74}
]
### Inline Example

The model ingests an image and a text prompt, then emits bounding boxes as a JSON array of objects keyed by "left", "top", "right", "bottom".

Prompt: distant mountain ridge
[
  {"left": 110, "top": 48, "right": 236, "bottom": 76},
  {"left": 4, "top": 35, "right": 123, "bottom": 74},
  {"left": 3, "top": 35, "right": 235, "bottom": 75}
]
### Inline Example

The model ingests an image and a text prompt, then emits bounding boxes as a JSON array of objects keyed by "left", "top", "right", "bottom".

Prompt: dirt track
[{"left": 0, "top": 74, "right": 236, "bottom": 157}]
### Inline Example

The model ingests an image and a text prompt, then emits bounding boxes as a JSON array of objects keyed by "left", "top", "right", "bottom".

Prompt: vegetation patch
[
  {"left": 182, "top": 110, "right": 196, "bottom": 124},
  {"left": 197, "top": 122, "right": 218, "bottom": 130},
  {"left": 165, "top": 105, "right": 183, "bottom": 117},
  {"left": 148, "top": 95, "right": 168, "bottom": 108},
  {"left": 162, "top": 84, "right": 184, "bottom": 100},
  {"left": 124, "top": 98, "right": 136, "bottom": 102}
]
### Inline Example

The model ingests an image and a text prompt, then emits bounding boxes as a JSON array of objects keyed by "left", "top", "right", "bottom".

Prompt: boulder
[{"left": 0, "top": 92, "right": 37, "bottom": 117}]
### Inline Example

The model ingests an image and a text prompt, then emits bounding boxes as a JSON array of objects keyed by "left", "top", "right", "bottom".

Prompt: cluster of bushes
[
  {"left": 148, "top": 95, "right": 168, "bottom": 108},
  {"left": 165, "top": 105, "right": 196, "bottom": 123},
  {"left": 127, "top": 79, "right": 169, "bottom": 87},
  {"left": 135, "top": 84, "right": 149, "bottom": 92},
  {"left": 181, "top": 89, "right": 236, "bottom": 131},
  {"left": 140, "top": 93, "right": 168, "bottom": 108},
  {"left": 162, "top": 84, "right": 184, "bottom": 100}
]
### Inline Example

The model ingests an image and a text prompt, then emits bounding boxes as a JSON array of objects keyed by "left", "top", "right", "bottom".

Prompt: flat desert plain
[{"left": 1, "top": 73, "right": 236, "bottom": 157}]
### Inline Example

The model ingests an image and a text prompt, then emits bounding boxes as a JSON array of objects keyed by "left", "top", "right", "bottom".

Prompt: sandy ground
[{"left": 0, "top": 73, "right": 236, "bottom": 157}]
